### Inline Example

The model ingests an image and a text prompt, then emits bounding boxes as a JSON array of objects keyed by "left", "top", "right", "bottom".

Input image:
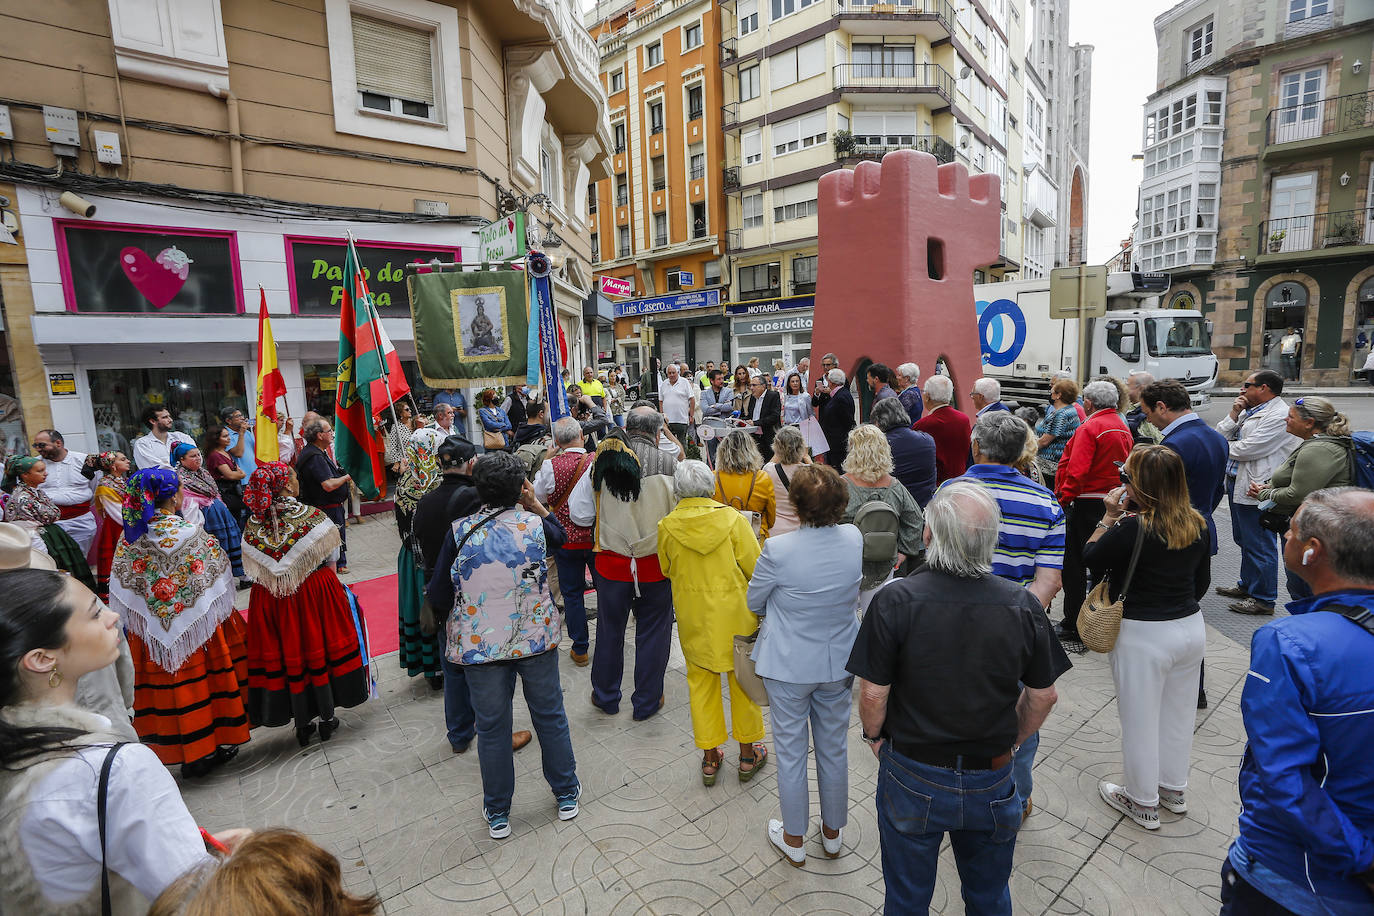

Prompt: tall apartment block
[{"left": 1132, "top": 0, "right": 1374, "bottom": 386}]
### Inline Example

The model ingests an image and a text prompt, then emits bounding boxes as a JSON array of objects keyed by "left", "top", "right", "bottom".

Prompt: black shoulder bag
[
  {"left": 98, "top": 742, "right": 130, "bottom": 916},
  {"left": 1321, "top": 603, "right": 1374, "bottom": 637}
]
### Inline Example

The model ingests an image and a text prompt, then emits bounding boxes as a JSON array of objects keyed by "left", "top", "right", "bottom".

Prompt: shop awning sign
[
  {"left": 478, "top": 213, "right": 526, "bottom": 262},
  {"left": 723, "top": 294, "right": 815, "bottom": 317},
  {"left": 287, "top": 236, "right": 460, "bottom": 316},
  {"left": 614, "top": 288, "right": 720, "bottom": 318},
  {"left": 599, "top": 276, "right": 632, "bottom": 298}
]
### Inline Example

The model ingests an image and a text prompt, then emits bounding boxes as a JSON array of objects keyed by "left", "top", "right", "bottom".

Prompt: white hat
[{"left": 0, "top": 522, "right": 58, "bottom": 571}]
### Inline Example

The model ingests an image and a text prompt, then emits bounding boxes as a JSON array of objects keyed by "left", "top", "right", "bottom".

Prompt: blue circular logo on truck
[{"left": 976, "top": 298, "right": 1027, "bottom": 367}]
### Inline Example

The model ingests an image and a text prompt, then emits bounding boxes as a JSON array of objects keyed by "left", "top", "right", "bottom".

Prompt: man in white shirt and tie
[
  {"left": 132, "top": 406, "right": 194, "bottom": 470},
  {"left": 33, "top": 429, "right": 98, "bottom": 553}
]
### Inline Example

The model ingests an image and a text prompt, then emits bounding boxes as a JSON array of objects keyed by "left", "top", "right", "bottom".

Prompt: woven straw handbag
[{"left": 1078, "top": 521, "right": 1146, "bottom": 654}]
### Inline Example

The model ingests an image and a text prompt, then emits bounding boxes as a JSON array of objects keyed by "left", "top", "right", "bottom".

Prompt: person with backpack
[
  {"left": 841, "top": 425, "right": 924, "bottom": 614},
  {"left": 513, "top": 401, "right": 551, "bottom": 481},
  {"left": 532, "top": 418, "right": 598, "bottom": 667},
  {"left": 1247, "top": 396, "right": 1354, "bottom": 603},
  {"left": 712, "top": 430, "right": 776, "bottom": 542},
  {"left": 1223, "top": 487, "right": 1374, "bottom": 915}
]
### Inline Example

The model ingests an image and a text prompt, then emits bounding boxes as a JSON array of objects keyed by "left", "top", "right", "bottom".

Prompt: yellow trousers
[{"left": 685, "top": 660, "right": 765, "bottom": 750}]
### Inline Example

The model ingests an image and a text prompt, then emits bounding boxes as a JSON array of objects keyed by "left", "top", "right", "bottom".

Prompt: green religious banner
[{"left": 407, "top": 269, "right": 530, "bottom": 388}]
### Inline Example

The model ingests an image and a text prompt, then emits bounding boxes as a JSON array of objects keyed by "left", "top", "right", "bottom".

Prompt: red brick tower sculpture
[{"left": 812, "top": 149, "right": 1001, "bottom": 416}]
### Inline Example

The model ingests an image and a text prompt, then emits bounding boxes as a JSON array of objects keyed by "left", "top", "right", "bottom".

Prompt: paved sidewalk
[{"left": 190, "top": 513, "right": 1256, "bottom": 915}]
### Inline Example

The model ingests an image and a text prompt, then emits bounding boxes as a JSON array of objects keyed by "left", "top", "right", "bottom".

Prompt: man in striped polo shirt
[{"left": 956, "top": 411, "right": 1073, "bottom": 822}]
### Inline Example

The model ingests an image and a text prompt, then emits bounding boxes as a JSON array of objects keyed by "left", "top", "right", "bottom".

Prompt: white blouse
[{"left": 20, "top": 727, "right": 212, "bottom": 906}]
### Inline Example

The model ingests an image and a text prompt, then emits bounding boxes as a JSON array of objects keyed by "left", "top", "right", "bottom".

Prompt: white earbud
[{"left": 1302, "top": 548, "right": 1314, "bottom": 566}]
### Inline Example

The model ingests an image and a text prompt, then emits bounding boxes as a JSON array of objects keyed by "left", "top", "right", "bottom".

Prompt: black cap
[{"left": 437, "top": 435, "right": 478, "bottom": 470}]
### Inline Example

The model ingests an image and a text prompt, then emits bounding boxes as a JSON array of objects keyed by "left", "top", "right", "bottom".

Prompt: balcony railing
[
  {"left": 1265, "top": 89, "right": 1374, "bottom": 146},
  {"left": 690, "top": 164, "right": 705, "bottom": 180},
  {"left": 721, "top": 37, "right": 738, "bottom": 65},
  {"left": 722, "top": 102, "right": 740, "bottom": 129},
  {"left": 723, "top": 166, "right": 741, "bottom": 190},
  {"left": 689, "top": 107, "right": 703, "bottom": 121},
  {"left": 654, "top": 233, "right": 668, "bottom": 247},
  {"left": 843, "top": 135, "right": 956, "bottom": 164},
  {"left": 650, "top": 124, "right": 664, "bottom": 135},
  {"left": 832, "top": 63, "right": 954, "bottom": 100},
  {"left": 652, "top": 177, "right": 666, "bottom": 191},
  {"left": 1259, "top": 208, "right": 1374, "bottom": 256},
  {"left": 833, "top": 0, "right": 955, "bottom": 32},
  {"left": 726, "top": 228, "right": 742, "bottom": 251}
]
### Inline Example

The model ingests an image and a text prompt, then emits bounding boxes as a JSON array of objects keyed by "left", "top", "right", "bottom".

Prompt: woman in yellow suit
[{"left": 658, "top": 459, "right": 767, "bottom": 788}]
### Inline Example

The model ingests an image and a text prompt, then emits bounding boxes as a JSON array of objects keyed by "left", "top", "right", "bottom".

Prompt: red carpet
[{"left": 348, "top": 574, "right": 400, "bottom": 656}]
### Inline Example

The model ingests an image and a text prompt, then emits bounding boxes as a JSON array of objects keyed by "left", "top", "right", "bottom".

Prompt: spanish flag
[{"left": 255, "top": 288, "right": 286, "bottom": 463}]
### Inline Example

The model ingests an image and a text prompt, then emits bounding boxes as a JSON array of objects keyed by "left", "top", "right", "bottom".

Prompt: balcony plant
[
  {"left": 833, "top": 129, "right": 857, "bottom": 159},
  {"left": 1323, "top": 217, "right": 1360, "bottom": 248},
  {"left": 1268, "top": 229, "right": 1286, "bottom": 253}
]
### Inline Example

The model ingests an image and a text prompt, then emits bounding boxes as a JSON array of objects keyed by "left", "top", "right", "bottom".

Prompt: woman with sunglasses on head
[
  {"left": 0, "top": 567, "right": 250, "bottom": 913},
  {"left": 1083, "top": 446, "right": 1210, "bottom": 831},
  {"left": 1245, "top": 395, "right": 1354, "bottom": 602}
]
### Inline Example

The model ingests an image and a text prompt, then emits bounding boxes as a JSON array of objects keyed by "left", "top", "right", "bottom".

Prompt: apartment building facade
[
  {"left": 0, "top": 0, "right": 611, "bottom": 460},
  {"left": 586, "top": 0, "right": 730, "bottom": 374},
  {"left": 1134, "top": 0, "right": 1374, "bottom": 386}
]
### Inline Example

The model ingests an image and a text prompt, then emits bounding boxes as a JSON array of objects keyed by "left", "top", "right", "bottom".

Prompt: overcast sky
[{"left": 1071, "top": 0, "right": 1175, "bottom": 264}]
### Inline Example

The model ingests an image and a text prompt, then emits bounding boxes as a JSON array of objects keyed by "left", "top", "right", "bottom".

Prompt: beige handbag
[
  {"left": 1078, "top": 521, "right": 1146, "bottom": 654},
  {"left": 732, "top": 631, "right": 769, "bottom": 707}
]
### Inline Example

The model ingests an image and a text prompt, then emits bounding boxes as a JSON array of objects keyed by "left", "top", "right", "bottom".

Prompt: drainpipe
[{"left": 209, "top": 85, "right": 244, "bottom": 195}]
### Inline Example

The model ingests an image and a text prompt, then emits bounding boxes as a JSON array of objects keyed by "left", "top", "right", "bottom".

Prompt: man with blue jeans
[
  {"left": 848, "top": 482, "right": 1062, "bottom": 915},
  {"left": 955, "top": 412, "right": 1073, "bottom": 824},
  {"left": 412, "top": 435, "right": 530, "bottom": 755},
  {"left": 1214, "top": 369, "right": 1297, "bottom": 616}
]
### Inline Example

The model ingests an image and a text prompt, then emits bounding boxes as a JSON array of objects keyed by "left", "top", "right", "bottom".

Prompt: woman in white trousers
[{"left": 1083, "top": 445, "right": 1211, "bottom": 830}]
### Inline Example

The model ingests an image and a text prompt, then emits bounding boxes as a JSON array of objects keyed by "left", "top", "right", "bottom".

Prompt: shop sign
[
  {"left": 599, "top": 275, "right": 632, "bottom": 298},
  {"left": 740, "top": 314, "right": 813, "bottom": 335},
  {"left": 48, "top": 373, "right": 77, "bottom": 396},
  {"left": 614, "top": 288, "right": 720, "bottom": 318},
  {"left": 724, "top": 294, "right": 815, "bottom": 317},
  {"left": 287, "top": 236, "right": 460, "bottom": 316},
  {"left": 478, "top": 213, "right": 526, "bottom": 262},
  {"left": 56, "top": 220, "right": 243, "bottom": 313},
  {"left": 677, "top": 270, "right": 694, "bottom": 287}
]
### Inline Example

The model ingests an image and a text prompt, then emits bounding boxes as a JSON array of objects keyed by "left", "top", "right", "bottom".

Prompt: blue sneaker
[
  {"left": 556, "top": 783, "right": 581, "bottom": 821},
  {"left": 484, "top": 808, "right": 511, "bottom": 839}
]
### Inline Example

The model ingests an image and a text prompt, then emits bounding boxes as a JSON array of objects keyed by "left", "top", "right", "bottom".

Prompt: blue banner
[
  {"left": 528, "top": 252, "right": 568, "bottom": 421},
  {"left": 526, "top": 274, "right": 541, "bottom": 389}
]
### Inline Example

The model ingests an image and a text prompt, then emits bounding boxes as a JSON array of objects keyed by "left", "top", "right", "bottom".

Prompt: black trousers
[
  {"left": 1219, "top": 858, "right": 1300, "bottom": 916},
  {"left": 1060, "top": 497, "right": 1106, "bottom": 633}
]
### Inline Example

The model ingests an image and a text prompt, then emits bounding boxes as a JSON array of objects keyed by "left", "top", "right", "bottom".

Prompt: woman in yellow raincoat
[{"left": 657, "top": 459, "right": 766, "bottom": 787}]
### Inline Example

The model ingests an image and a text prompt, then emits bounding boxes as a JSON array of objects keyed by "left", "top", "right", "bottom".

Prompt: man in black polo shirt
[
  {"left": 296, "top": 418, "right": 353, "bottom": 573},
  {"left": 848, "top": 481, "right": 1064, "bottom": 915}
]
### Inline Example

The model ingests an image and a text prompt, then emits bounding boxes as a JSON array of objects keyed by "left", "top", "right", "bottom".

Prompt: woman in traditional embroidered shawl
[
  {"left": 394, "top": 427, "right": 445, "bottom": 689},
  {"left": 3, "top": 455, "right": 98, "bottom": 594},
  {"left": 241, "top": 463, "right": 368, "bottom": 747},
  {"left": 171, "top": 441, "right": 246, "bottom": 581},
  {"left": 91, "top": 451, "right": 129, "bottom": 602},
  {"left": 110, "top": 468, "right": 250, "bottom": 778}
]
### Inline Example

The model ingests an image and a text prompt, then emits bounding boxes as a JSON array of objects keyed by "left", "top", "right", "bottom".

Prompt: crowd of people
[{"left": 1, "top": 351, "right": 1372, "bottom": 916}]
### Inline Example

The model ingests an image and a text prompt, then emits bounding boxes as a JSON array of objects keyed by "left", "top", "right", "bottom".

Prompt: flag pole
[{"left": 347, "top": 230, "right": 404, "bottom": 438}]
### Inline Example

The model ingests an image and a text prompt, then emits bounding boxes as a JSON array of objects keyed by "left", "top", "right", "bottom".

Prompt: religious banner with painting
[{"left": 406, "top": 269, "right": 529, "bottom": 387}]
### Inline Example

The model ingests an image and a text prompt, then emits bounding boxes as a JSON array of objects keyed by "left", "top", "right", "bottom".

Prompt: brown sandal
[
  {"left": 738, "top": 743, "right": 769, "bottom": 782},
  {"left": 701, "top": 747, "right": 724, "bottom": 786}
]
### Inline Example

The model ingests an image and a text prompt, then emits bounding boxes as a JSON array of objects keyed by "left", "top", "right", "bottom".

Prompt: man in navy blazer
[
  {"left": 813, "top": 368, "right": 856, "bottom": 469},
  {"left": 1141, "top": 380, "right": 1228, "bottom": 554}
]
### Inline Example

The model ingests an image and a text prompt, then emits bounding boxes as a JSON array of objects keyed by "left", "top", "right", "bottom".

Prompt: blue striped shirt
[{"left": 950, "top": 464, "right": 1066, "bottom": 585}]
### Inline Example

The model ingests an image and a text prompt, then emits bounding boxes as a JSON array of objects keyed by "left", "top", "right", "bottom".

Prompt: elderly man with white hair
[
  {"left": 1123, "top": 370, "right": 1162, "bottom": 445},
  {"left": 912, "top": 374, "right": 972, "bottom": 483},
  {"left": 812, "top": 367, "right": 856, "bottom": 470},
  {"left": 895, "top": 362, "right": 924, "bottom": 423},
  {"left": 847, "top": 481, "right": 1063, "bottom": 914},
  {"left": 1053, "top": 379, "right": 1134, "bottom": 642},
  {"left": 533, "top": 416, "right": 598, "bottom": 665},
  {"left": 969, "top": 377, "right": 1009, "bottom": 416}
]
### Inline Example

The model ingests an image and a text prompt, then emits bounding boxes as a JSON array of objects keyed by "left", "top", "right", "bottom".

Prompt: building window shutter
[{"left": 352, "top": 14, "right": 436, "bottom": 105}]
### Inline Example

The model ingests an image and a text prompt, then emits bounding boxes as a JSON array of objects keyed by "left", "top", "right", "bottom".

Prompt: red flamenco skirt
[
  {"left": 245, "top": 565, "right": 369, "bottom": 728},
  {"left": 128, "top": 611, "right": 252, "bottom": 766},
  {"left": 94, "top": 519, "right": 121, "bottom": 603}
]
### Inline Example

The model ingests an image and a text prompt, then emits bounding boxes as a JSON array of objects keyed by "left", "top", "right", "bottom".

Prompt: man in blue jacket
[{"left": 1224, "top": 487, "right": 1374, "bottom": 915}]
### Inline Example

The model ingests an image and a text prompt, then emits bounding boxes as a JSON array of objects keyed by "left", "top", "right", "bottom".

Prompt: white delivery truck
[{"left": 972, "top": 271, "right": 1218, "bottom": 404}]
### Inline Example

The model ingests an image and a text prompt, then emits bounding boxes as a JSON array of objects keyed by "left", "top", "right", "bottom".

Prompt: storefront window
[
  {"left": 1262, "top": 281, "right": 1308, "bottom": 372},
  {"left": 0, "top": 324, "right": 26, "bottom": 466},
  {"left": 303, "top": 363, "right": 339, "bottom": 421},
  {"left": 89, "top": 366, "right": 248, "bottom": 464},
  {"left": 1354, "top": 277, "right": 1374, "bottom": 369}
]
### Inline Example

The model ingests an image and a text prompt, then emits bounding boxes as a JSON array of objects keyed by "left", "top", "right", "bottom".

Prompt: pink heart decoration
[{"left": 120, "top": 247, "right": 187, "bottom": 309}]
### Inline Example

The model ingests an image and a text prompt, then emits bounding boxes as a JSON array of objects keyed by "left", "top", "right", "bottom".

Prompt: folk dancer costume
[
  {"left": 240, "top": 463, "right": 369, "bottom": 746},
  {"left": 171, "top": 441, "right": 246, "bottom": 579},
  {"left": 110, "top": 468, "right": 250, "bottom": 774},
  {"left": 394, "top": 428, "right": 445, "bottom": 686},
  {"left": 92, "top": 452, "right": 127, "bottom": 601},
  {"left": 39, "top": 446, "right": 98, "bottom": 554},
  {"left": 3, "top": 456, "right": 98, "bottom": 594}
]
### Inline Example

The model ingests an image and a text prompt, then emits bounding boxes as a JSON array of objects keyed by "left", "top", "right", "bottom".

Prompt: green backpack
[{"left": 853, "top": 497, "right": 901, "bottom": 566}]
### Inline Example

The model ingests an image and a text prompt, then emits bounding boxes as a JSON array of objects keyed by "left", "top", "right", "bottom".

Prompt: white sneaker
[
  {"left": 1157, "top": 787, "right": 1187, "bottom": 814},
  {"left": 1099, "top": 781, "right": 1160, "bottom": 830},
  {"left": 767, "top": 819, "right": 805, "bottom": 866},
  {"left": 821, "top": 826, "right": 843, "bottom": 858}
]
